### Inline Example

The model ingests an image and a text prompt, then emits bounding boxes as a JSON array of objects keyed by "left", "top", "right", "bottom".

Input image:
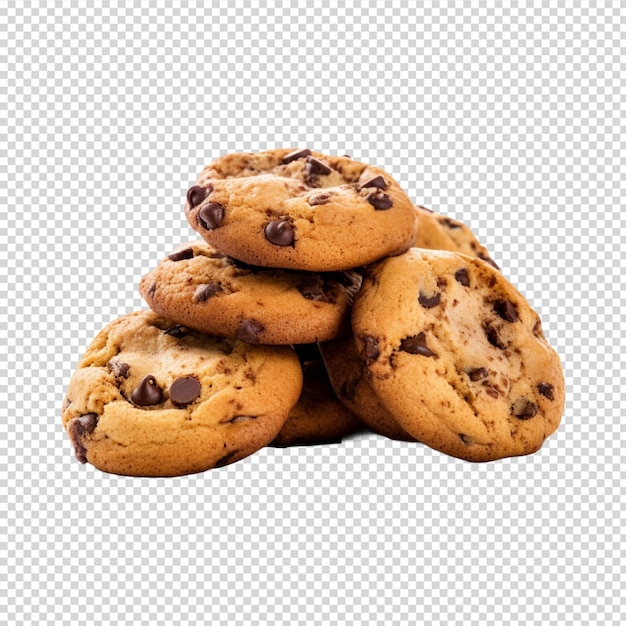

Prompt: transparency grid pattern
[{"left": 1, "top": 1, "right": 624, "bottom": 625}]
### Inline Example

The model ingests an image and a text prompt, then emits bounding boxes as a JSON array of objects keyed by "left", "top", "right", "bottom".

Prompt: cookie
[
  {"left": 414, "top": 205, "right": 499, "bottom": 268},
  {"left": 351, "top": 249, "right": 564, "bottom": 462},
  {"left": 271, "top": 347, "right": 365, "bottom": 447},
  {"left": 61, "top": 310, "right": 303, "bottom": 476},
  {"left": 319, "top": 334, "right": 415, "bottom": 441},
  {"left": 139, "top": 240, "right": 361, "bottom": 345},
  {"left": 184, "top": 148, "right": 418, "bottom": 271}
]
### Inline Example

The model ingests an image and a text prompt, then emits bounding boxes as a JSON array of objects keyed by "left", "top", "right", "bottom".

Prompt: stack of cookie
[{"left": 62, "top": 149, "right": 564, "bottom": 476}]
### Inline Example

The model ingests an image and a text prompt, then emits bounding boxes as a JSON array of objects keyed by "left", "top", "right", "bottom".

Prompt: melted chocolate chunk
[
  {"left": 282, "top": 148, "right": 312, "bottom": 164},
  {"left": 367, "top": 190, "right": 393, "bottom": 210},
  {"left": 107, "top": 360, "right": 130, "bottom": 379},
  {"left": 485, "top": 324, "right": 506, "bottom": 349},
  {"left": 131, "top": 375, "right": 163, "bottom": 406},
  {"left": 186, "top": 185, "right": 211, "bottom": 209},
  {"left": 164, "top": 325, "right": 191, "bottom": 338},
  {"left": 236, "top": 319, "right": 265, "bottom": 344},
  {"left": 399, "top": 332, "right": 438, "bottom": 358},
  {"left": 193, "top": 283, "right": 222, "bottom": 302},
  {"left": 359, "top": 175, "right": 387, "bottom": 191},
  {"left": 494, "top": 299, "right": 519, "bottom": 322},
  {"left": 67, "top": 413, "right": 98, "bottom": 464},
  {"left": 537, "top": 383, "right": 555, "bottom": 401},
  {"left": 483, "top": 384, "right": 499, "bottom": 398},
  {"left": 454, "top": 268, "right": 470, "bottom": 287},
  {"left": 298, "top": 277, "right": 327, "bottom": 301},
  {"left": 214, "top": 450, "right": 240, "bottom": 468},
  {"left": 198, "top": 202, "right": 225, "bottom": 230},
  {"left": 264, "top": 219, "right": 295, "bottom": 246},
  {"left": 361, "top": 335, "right": 380, "bottom": 363},
  {"left": 168, "top": 247, "right": 194, "bottom": 262},
  {"left": 512, "top": 398, "right": 538, "bottom": 419},
  {"left": 170, "top": 376, "right": 201, "bottom": 407},
  {"left": 440, "top": 217, "right": 462, "bottom": 230},
  {"left": 469, "top": 367, "right": 489, "bottom": 381},
  {"left": 479, "top": 253, "right": 499, "bottom": 270},
  {"left": 418, "top": 291, "right": 441, "bottom": 308},
  {"left": 304, "top": 156, "right": 332, "bottom": 185}
]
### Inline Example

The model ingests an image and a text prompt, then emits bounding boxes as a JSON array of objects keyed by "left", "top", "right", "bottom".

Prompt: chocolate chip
[
  {"left": 169, "top": 376, "right": 201, "bottom": 407},
  {"left": 67, "top": 413, "right": 98, "bottom": 464},
  {"left": 399, "top": 332, "right": 438, "bottom": 358},
  {"left": 483, "top": 384, "right": 499, "bottom": 398},
  {"left": 512, "top": 398, "right": 538, "bottom": 419},
  {"left": 479, "top": 253, "right": 500, "bottom": 270},
  {"left": 418, "top": 291, "right": 441, "bottom": 308},
  {"left": 282, "top": 148, "right": 312, "bottom": 164},
  {"left": 485, "top": 324, "right": 506, "bottom": 349},
  {"left": 469, "top": 367, "right": 489, "bottom": 381},
  {"left": 361, "top": 335, "right": 379, "bottom": 363},
  {"left": 164, "top": 325, "right": 191, "bottom": 338},
  {"left": 298, "top": 276, "right": 327, "bottom": 301},
  {"left": 214, "top": 450, "right": 240, "bottom": 468},
  {"left": 359, "top": 175, "right": 387, "bottom": 191},
  {"left": 494, "top": 299, "right": 518, "bottom": 322},
  {"left": 454, "top": 268, "right": 470, "bottom": 287},
  {"left": 107, "top": 360, "right": 130, "bottom": 379},
  {"left": 147, "top": 282, "right": 157, "bottom": 297},
  {"left": 304, "top": 156, "right": 332, "bottom": 180},
  {"left": 537, "top": 383, "right": 555, "bottom": 401},
  {"left": 440, "top": 217, "right": 462, "bottom": 230},
  {"left": 131, "top": 375, "right": 163, "bottom": 406},
  {"left": 264, "top": 219, "right": 295, "bottom": 246},
  {"left": 186, "top": 185, "right": 211, "bottom": 209},
  {"left": 308, "top": 192, "right": 332, "bottom": 206},
  {"left": 367, "top": 190, "right": 393, "bottom": 210},
  {"left": 342, "top": 154, "right": 351, "bottom": 158},
  {"left": 193, "top": 283, "right": 222, "bottom": 302},
  {"left": 168, "top": 247, "right": 194, "bottom": 262},
  {"left": 236, "top": 319, "right": 264, "bottom": 344},
  {"left": 198, "top": 202, "right": 225, "bottom": 230}
]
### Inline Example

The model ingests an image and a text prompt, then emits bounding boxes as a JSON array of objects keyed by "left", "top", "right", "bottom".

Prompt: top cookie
[
  {"left": 352, "top": 249, "right": 565, "bottom": 462},
  {"left": 414, "top": 205, "right": 499, "bottom": 269},
  {"left": 184, "top": 149, "right": 418, "bottom": 271}
]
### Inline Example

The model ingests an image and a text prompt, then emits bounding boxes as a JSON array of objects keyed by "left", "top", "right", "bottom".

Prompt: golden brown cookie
[
  {"left": 184, "top": 148, "right": 418, "bottom": 271},
  {"left": 139, "top": 240, "right": 361, "bottom": 345},
  {"left": 319, "top": 334, "right": 414, "bottom": 441},
  {"left": 271, "top": 349, "right": 365, "bottom": 447},
  {"left": 414, "top": 205, "right": 499, "bottom": 268},
  {"left": 351, "top": 249, "right": 565, "bottom": 462},
  {"left": 61, "top": 310, "right": 303, "bottom": 476}
]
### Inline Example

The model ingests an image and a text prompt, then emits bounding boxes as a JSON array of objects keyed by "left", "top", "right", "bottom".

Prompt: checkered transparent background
[{"left": 1, "top": 0, "right": 624, "bottom": 624}]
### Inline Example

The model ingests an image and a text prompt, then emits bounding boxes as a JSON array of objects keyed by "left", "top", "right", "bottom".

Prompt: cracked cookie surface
[
  {"left": 351, "top": 249, "right": 564, "bottom": 461},
  {"left": 61, "top": 310, "right": 303, "bottom": 476},
  {"left": 184, "top": 148, "right": 418, "bottom": 271},
  {"left": 139, "top": 240, "right": 361, "bottom": 345}
]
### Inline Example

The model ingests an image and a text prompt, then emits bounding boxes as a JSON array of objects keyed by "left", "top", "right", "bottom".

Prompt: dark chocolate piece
[
  {"left": 170, "top": 376, "right": 201, "bottom": 407},
  {"left": 131, "top": 375, "right": 163, "bottom": 406}
]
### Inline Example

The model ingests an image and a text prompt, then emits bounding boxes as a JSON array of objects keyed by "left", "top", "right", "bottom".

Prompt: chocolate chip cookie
[
  {"left": 319, "top": 334, "right": 415, "bottom": 441},
  {"left": 271, "top": 347, "right": 365, "bottom": 447},
  {"left": 61, "top": 310, "right": 303, "bottom": 476},
  {"left": 139, "top": 240, "right": 361, "bottom": 345},
  {"left": 414, "top": 205, "right": 499, "bottom": 268},
  {"left": 184, "top": 149, "right": 418, "bottom": 271},
  {"left": 351, "top": 249, "right": 564, "bottom": 461}
]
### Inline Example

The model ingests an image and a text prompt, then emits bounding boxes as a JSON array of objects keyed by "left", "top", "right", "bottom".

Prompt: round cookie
[
  {"left": 319, "top": 334, "right": 415, "bottom": 441},
  {"left": 351, "top": 249, "right": 565, "bottom": 462},
  {"left": 271, "top": 349, "right": 365, "bottom": 447},
  {"left": 61, "top": 310, "right": 303, "bottom": 476},
  {"left": 139, "top": 240, "right": 361, "bottom": 345},
  {"left": 184, "top": 148, "right": 418, "bottom": 271},
  {"left": 414, "top": 205, "right": 499, "bottom": 268}
]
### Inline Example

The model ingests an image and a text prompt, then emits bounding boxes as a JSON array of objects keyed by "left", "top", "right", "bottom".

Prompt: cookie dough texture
[
  {"left": 61, "top": 310, "right": 303, "bottom": 476},
  {"left": 352, "top": 249, "right": 565, "bottom": 462},
  {"left": 319, "top": 335, "right": 415, "bottom": 441},
  {"left": 139, "top": 240, "right": 361, "bottom": 345},
  {"left": 271, "top": 354, "right": 365, "bottom": 447},
  {"left": 184, "top": 148, "right": 418, "bottom": 271},
  {"left": 414, "top": 205, "right": 499, "bottom": 268}
]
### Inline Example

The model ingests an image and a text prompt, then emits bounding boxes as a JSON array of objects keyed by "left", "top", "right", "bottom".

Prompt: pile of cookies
[{"left": 62, "top": 149, "right": 565, "bottom": 476}]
